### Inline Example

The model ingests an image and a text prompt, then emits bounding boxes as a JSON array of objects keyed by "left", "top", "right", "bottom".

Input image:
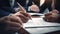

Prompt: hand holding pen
[
  {"left": 14, "top": 2, "right": 32, "bottom": 20},
  {"left": 13, "top": 2, "right": 31, "bottom": 34}
]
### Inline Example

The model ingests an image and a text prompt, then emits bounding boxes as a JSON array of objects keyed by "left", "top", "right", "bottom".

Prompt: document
[{"left": 23, "top": 17, "right": 60, "bottom": 28}]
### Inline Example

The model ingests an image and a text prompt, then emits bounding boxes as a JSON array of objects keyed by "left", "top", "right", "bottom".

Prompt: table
[{"left": 23, "top": 13, "right": 60, "bottom": 34}]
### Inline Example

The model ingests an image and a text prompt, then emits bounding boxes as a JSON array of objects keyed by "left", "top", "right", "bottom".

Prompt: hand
[
  {"left": 13, "top": 11, "right": 31, "bottom": 34},
  {"left": 14, "top": 11, "right": 31, "bottom": 23},
  {"left": 44, "top": 10, "right": 59, "bottom": 22},
  {"left": 29, "top": 5, "right": 40, "bottom": 12},
  {"left": 14, "top": 5, "right": 31, "bottom": 23},
  {"left": 0, "top": 12, "right": 31, "bottom": 32},
  {"left": 13, "top": 4, "right": 31, "bottom": 34},
  {"left": 50, "top": 9, "right": 59, "bottom": 14},
  {"left": 0, "top": 14, "right": 23, "bottom": 32}
]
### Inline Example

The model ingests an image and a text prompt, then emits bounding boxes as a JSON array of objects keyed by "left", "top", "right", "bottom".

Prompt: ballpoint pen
[{"left": 17, "top": 2, "right": 26, "bottom": 13}]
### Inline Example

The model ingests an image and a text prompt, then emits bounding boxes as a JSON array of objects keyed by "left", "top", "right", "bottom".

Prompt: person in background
[
  {"left": 0, "top": 0, "right": 31, "bottom": 34},
  {"left": 28, "top": 0, "right": 60, "bottom": 23},
  {"left": 27, "top": 0, "right": 40, "bottom": 13},
  {"left": 28, "top": 0, "right": 60, "bottom": 13},
  {"left": 27, "top": 0, "right": 51, "bottom": 13},
  {"left": 43, "top": 0, "right": 60, "bottom": 23},
  {"left": 17, "top": 0, "right": 42, "bottom": 13}
]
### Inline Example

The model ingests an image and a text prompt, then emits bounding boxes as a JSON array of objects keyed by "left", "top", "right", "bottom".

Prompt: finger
[
  {"left": 17, "top": 14, "right": 29, "bottom": 23},
  {"left": 20, "top": 17, "right": 29, "bottom": 23},
  {"left": 20, "top": 12, "right": 32, "bottom": 19},
  {"left": 5, "top": 21, "right": 22, "bottom": 27},
  {"left": 45, "top": 13, "right": 52, "bottom": 16},
  {"left": 14, "top": 12, "right": 27, "bottom": 23},
  {"left": 5, "top": 27, "right": 21, "bottom": 32},
  {"left": 17, "top": 13, "right": 29, "bottom": 20},
  {"left": 5, "top": 21, "right": 23, "bottom": 32},
  {"left": 25, "top": 13, "right": 31, "bottom": 19},
  {"left": 9, "top": 14, "right": 23, "bottom": 25},
  {"left": 52, "top": 10, "right": 59, "bottom": 13},
  {"left": 10, "top": 17, "right": 23, "bottom": 25},
  {"left": 14, "top": 11, "right": 31, "bottom": 19}
]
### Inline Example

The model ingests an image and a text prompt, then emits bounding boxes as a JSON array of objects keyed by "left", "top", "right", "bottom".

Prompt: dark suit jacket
[
  {"left": 0, "top": 0, "right": 17, "bottom": 17},
  {"left": 0, "top": 0, "right": 10, "bottom": 17},
  {"left": 0, "top": 0, "right": 26, "bottom": 34},
  {"left": 40, "top": 0, "right": 60, "bottom": 13},
  {"left": 55, "top": 0, "right": 60, "bottom": 12},
  {"left": 17, "top": 0, "right": 26, "bottom": 7}
]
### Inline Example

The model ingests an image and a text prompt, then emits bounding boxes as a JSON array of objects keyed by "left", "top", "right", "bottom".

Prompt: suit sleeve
[{"left": 0, "top": 9, "right": 10, "bottom": 18}]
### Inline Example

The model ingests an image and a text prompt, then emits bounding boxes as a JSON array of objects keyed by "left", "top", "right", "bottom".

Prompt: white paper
[
  {"left": 28, "top": 13, "right": 44, "bottom": 16},
  {"left": 23, "top": 17, "right": 60, "bottom": 28}
]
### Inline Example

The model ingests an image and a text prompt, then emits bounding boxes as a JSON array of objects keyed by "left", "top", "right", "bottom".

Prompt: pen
[
  {"left": 32, "top": 2, "right": 35, "bottom": 5},
  {"left": 17, "top": 2, "right": 26, "bottom": 13}
]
